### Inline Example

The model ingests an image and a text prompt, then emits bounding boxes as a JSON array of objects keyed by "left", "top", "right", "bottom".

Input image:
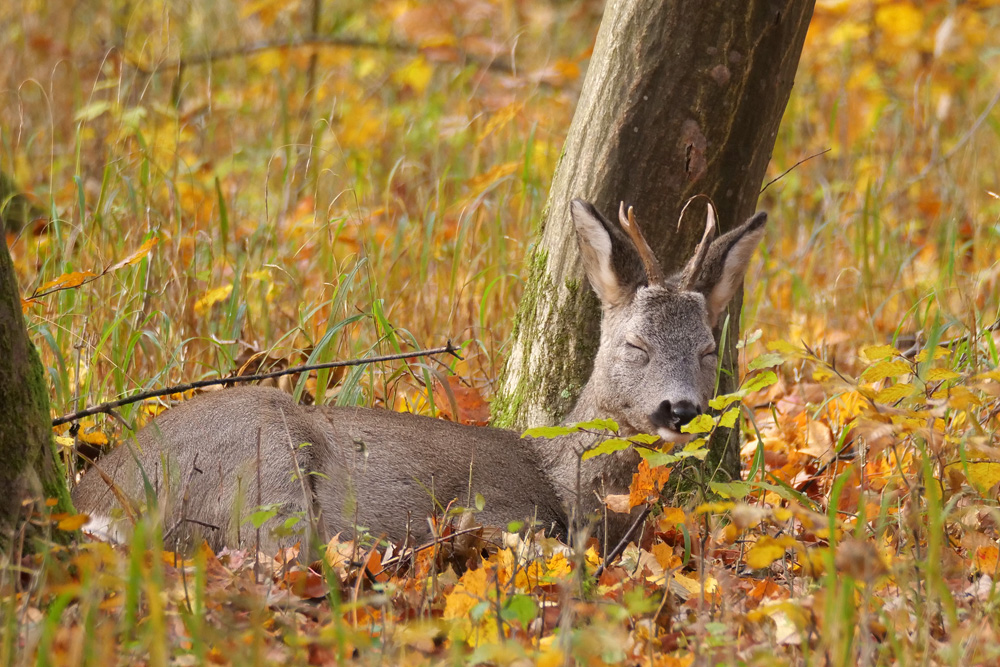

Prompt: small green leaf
[
  {"left": 475, "top": 493, "right": 486, "bottom": 511},
  {"left": 522, "top": 425, "right": 578, "bottom": 438},
  {"left": 243, "top": 503, "right": 282, "bottom": 529},
  {"left": 709, "top": 481, "right": 752, "bottom": 499},
  {"left": 681, "top": 413, "right": 714, "bottom": 434},
  {"left": 748, "top": 353, "right": 783, "bottom": 371},
  {"left": 638, "top": 450, "right": 680, "bottom": 468},
  {"left": 743, "top": 370, "right": 778, "bottom": 393},
  {"left": 629, "top": 433, "right": 661, "bottom": 445},
  {"left": 502, "top": 594, "right": 539, "bottom": 626},
  {"left": 582, "top": 437, "right": 632, "bottom": 460},
  {"left": 574, "top": 418, "right": 619, "bottom": 433}
]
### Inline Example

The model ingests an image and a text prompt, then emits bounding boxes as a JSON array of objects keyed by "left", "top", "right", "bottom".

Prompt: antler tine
[
  {"left": 680, "top": 202, "right": 717, "bottom": 290},
  {"left": 618, "top": 201, "right": 665, "bottom": 286}
]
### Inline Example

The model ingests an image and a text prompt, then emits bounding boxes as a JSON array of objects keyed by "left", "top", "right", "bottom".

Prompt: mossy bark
[
  {"left": 0, "top": 237, "right": 72, "bottom": 552},
  {"left": 494, "top": 0, "right": 814, "bottom": 482}
]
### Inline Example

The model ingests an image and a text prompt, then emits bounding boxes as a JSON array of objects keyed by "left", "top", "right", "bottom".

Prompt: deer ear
[
  {"left": 571, "top": 199, "right": 639, "bottom": 309},
  {"left": 691, "top": 212, "right": 767, "bottom": 326}
]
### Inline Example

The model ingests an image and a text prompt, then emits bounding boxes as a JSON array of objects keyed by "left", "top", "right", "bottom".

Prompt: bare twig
[
  {"left": 593, "top": 504, "right": 653, "bottom": 579},
  {"left": 374, "top": 524, "right": 488, "bottom": 575},
  {"left": 52, "top": 341, "right": 462, "bottom": 426},
  {"left": 759, "top": 148, "right": 831, "bottom": 194}
]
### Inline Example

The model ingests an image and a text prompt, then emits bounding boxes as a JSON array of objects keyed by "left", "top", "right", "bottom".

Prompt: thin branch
[
  {"left": 374, "top": 524, "right": 488, "bottom": 575},
  {"left": 52, "top": 341, "right": 462, "bottom": 426},
  {"left": 759, "top": 148, "right": 831, "bottom": 194},
  {"left": 593, "top": 504, "right": 653, "bottom": 579},
  {"left": 128, "top": 35, "right": 517, "bottom": 76}
]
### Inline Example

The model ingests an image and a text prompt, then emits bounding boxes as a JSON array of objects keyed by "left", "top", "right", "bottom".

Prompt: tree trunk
[
  {"left": 494, "top": 0, "right": 814, "bottom": 481},
  {"left": 0, "top": 238, "right": 71, "bottom": 551}
]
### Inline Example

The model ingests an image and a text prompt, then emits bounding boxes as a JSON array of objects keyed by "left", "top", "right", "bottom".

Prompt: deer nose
[{"left": 649, "top": 400, "right": 702, "bottom": 431}]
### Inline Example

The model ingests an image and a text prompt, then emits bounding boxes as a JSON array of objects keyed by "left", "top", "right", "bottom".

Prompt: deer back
[{"left": 71, "top": 386, "right": 565, "bottom": 553}]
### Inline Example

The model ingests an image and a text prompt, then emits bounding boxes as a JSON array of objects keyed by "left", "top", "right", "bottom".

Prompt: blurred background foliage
[{"left": 1, "top": 0, "right": 998, "bottom": 420}]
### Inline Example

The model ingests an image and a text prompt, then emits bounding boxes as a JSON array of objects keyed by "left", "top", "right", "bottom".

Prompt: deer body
[{"left": 71, "top": 199, "right": 766, "bottom": 553}]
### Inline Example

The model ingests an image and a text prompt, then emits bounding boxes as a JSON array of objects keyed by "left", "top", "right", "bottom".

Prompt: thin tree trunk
[
  {"left": 0, "top": 238, "right": 71, "bottom": 552},
  {"left": 494, "top": 0, "right": 814, "bottom": 481}
]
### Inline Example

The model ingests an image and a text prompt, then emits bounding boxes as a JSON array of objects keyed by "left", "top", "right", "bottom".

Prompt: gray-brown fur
[{"left": 71, "top": 199, "right": 766, "bottom": 553}]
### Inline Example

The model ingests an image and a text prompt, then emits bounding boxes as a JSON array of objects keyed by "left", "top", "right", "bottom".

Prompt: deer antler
[
  {"left": 679, "top": 202, "right": 717, "bottom": 290},
  {"left": 618, "top": 201, "right": 665, "bottom": 286}
]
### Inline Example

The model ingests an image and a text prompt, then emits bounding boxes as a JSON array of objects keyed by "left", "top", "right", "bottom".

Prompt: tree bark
[
  {"left": 494, "top": 0, "right": 814, "bottom": 481},
  {"left": 0, "top": 238, "right": 71, "bottom": 551}
]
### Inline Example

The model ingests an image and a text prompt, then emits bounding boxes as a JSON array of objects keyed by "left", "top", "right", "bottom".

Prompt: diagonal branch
[{"left": 52, "top": 341, "right": 462, "bottom": 426}]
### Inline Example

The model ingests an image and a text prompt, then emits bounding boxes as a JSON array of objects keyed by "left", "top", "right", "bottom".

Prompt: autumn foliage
[{"left": 4, "top": 0, "right": 1000, "bottom": 664}]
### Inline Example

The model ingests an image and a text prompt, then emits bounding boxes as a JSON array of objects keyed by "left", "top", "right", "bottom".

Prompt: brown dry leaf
[
  {"left": 603, "top": 493, "right": 630, "bottom": 514},
  {"left": 834, "top": 538, "right": 887, "bottom": 581}
]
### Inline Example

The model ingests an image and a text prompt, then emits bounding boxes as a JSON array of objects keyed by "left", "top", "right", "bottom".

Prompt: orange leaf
[
  {"left": 974, "top": 545, "right": 999, "bottom": 574},
  {"left": 628, "top": 458, "right": 671, "bottom": 509},
  {"left": 36, "top": 270, "right": 98, "bottom": 293},
  {"left": 284, "top": 569, "right": 328, "bottom": 599},
  {"left": 108, "top": 236, "right": 158, "bottom": 271}
]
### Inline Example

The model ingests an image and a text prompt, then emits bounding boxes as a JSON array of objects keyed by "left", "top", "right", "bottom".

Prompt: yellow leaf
[
  {"left": 965, "top": 461, "right": 1000, "bottom": 495},
  {"left": 477, "top": 103, "right": 522, "bottom": 144},
  {"left": 109, "top": 236, "right": 158, "bottom": 271},
  {"left": 860, "top": 344, "right": 900, "bottom": 363},
  {"left": 876, "top": 4, "right": 924, "bottom": 48},
  {"left": 37, "top": 271, "right": 98, "bottom": 293},
  {"left": 942, "top": 386, "right": 982, "bottom": 410},
  {"left": 193, "top": 285, "right": 233, "bottom": 316},
  {"left": 695, "top": 501, "right": 734, "bottom": 514},
  {"left": 57, "top": 514, "right": 91, "bottom": 531},
  {"left": 545, "top": 552, "right": 571, "bottom": 579},
  {"left": 874, "top": 383, "right": 917, "bottom": 404},
  {"left": 925, "top": 368, "right": 961, "bottom": 382},
  {"left": 767, "top": 339, "right": 803, "bottom": 358},
  {"left": 812, "top": 366, "right": 835, "bottom": 382},
  {"left": 443, "top": 566, "right": 488, "bottom": 620},
  {"left": 861, "top": 360, "right": 910, "bottom": 382},
  {"left": 915, "top": 347, "right": 951, "bottom": 363},
  {"left": 745, "top": 536, "right": 797, "bottom": 569},
  {"left": 392, "top": 56, "right": 433, "bottom": 94},
  {"left": 77, "top": 431, "right": 108, "bottom": 446},
  {"left": 54, "top": 436, "right": 75, "bottom": 449}
]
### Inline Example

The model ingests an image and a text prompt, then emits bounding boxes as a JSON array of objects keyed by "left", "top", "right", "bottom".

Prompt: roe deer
[{"left": 71, "top": 199, "right": 766, "bottom": 554}]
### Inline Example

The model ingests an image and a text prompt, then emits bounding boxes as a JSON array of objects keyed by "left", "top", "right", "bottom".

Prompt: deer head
[{"left": 570, "top": 198, "right": 767, "bottom": 441}]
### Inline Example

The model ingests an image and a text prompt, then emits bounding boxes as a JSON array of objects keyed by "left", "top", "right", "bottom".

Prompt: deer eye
[{"left": 623, "top": 339, "right": 649, "bottom": 364}]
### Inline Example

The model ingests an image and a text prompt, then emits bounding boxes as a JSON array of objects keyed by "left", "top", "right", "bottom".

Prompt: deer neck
[{"left": 533, "top": 380, "right": 640, "bottom": 510}]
